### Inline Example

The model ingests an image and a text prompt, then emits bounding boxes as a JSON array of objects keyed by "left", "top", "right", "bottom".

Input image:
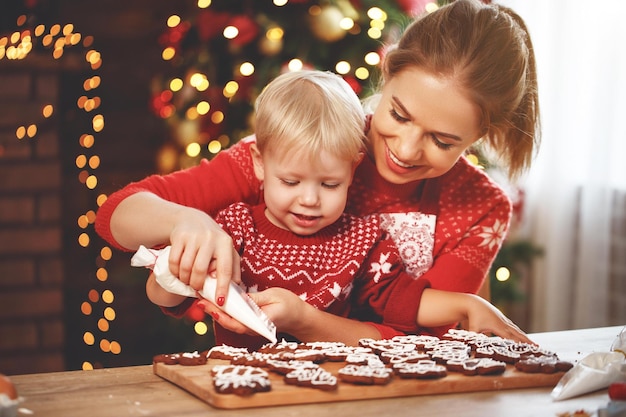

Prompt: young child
[{"left": 145, "top": 70, "right": 530, "bottom": 350}]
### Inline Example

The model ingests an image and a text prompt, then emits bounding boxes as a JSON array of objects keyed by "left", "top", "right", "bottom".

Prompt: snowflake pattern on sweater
[{"left": 215, "top": 202, "right": 382, "bottom": 311}]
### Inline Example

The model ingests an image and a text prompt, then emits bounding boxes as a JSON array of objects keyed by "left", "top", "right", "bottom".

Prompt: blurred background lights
[{"left": 495, "top": 266, "right": 511, "bottom": 282}]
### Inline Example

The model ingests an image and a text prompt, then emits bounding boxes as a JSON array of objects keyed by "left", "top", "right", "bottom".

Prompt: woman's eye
[
  {"left": 430, "top": 134, "right": 453, "bottom": 150},
  {"left": 280, "top": 179, "right": 298, "bottom": 186},
  {"left": 389, "top": 108, "right": 410, "bottom": 123}
]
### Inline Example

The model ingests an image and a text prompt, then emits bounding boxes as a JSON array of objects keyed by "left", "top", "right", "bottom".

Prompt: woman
[{"left": 95, "top": 0, "right": 539, "bottom": 344}]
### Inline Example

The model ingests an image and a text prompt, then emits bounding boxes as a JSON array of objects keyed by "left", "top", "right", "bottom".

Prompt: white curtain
[{"left": 499, "top": 0, "right": 626, "bottom": 331}]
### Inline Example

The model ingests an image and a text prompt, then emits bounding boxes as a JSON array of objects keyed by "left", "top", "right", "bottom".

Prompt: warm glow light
[
  {"left": 367, "top": 27, "right": 382, "bottom": 39},
  {"left": 26, "top": 124, "right": 37, "bottom": 137},
  {"left": 96, "top": 268, "right": 108, "bottom": 282},
  {"left": 102, "top": 290, "right": 114, "bottom": 304},
  {"left": 186, "top": 142, "right": 201, "bottom": 157},
  {"left": 223, "top": 81, "right": 239, "bottom": 98},
  {"left": 110, "top": 341, "right": 121, "bottom": 355},
  {"left": 43, "top": 104, "right": 54, "bottom": 117},
  {"left": 355, "top": 67, "right": 369, "bottom": 80},
  {"left": 335, "top": 61, "right": 350, "bottom": 74},
  {"left": 162, "top": 46, "right": 175, "bottom": 60},
  {"left": 197, "top": 101, "right": 210, "bottom": 115},
  {"left": 89, "top": 155, "right": 100, "bottom": 169},
  {"left": 288, "top": 59, "right": 303, "bottom": 71},
  {"left": 86, "top": 175, "right": 97, "bottom": 189},
  {"left": 170, "top": 78, "right": 183, "bottom": 91},
  {"left": 98, "top": 318, "right": 109, "bottom": 332},
  {"left": 211, "top": 111, "right": 224, "bottom": 124},
  {"left": 266, "top": 27, "right": 284, "bottom": 40},
  {"left": 88, "top": 289, "right": 99, "bottom": 303},
  {"left": 104, "top": 307, "right": 116, "bottom": 321},
  {"left": 194, "top": 321, "right": 209, "bottom": 335},
  {"left": 83, "top": 332, "right": 95, "bottom": 345},
  {"left": 100, "top": 246, "right": 112, "bottom": 260},
  {"left": 273, "top": 0, "right": 288, "bottom": 6},
  {"left": 339, "top": 18, "right": 354, "bottom": 30},
  {"left": 92, "top": 114, "right": 104, "bottom": 132},
  {"left": 97, "top": 194, "right": 107, "bottom": 207},
  {"left": 197, "top": 0, "right": 212, "bottom": 8},
  {"left": 208, "top": 140, "right": 222, "bottom": 154},
  {"left": 364, "top": 51, "right": 380, "bottom": 66},
  {"left": 100, "top": 339, "right": 110, "bottom": 352},
  {"left": 78, "top": 233, "right": 90, "bottom": 247},
  {"left": 239, "top": 62, "right": 254, "bottom": 76},
  {"left": 81, "top": 301, "right": 92, "bottom": 315},
  {"left": 167, "top": 15, "right": 181, "bottom": 28},
  {"left": 495, "top": 266, "right": 511, "bottom": 282},
  {"left": 75, "top": 154, "right": 87, "bottom": 168},
  {"left": 425, "top": 2, "right": 439, "bottom": 13},
  {"left": 223, "top": 26, "right": 238, "bottom": 39}
]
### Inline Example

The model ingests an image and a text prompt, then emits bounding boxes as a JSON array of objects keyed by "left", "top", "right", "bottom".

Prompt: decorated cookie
[
  {"left": 152, "top": 352, "right": 181, "bottom": 365},
  {"left": 392, "top": 360, "right": 448, "bottom": 379},
  {"left": 284, "top": 366, "right": 338, "bottom": 391},
  {"left": 338, "top": 364, "right": 394, "bottom": 385},
  {"left": 211, "top": 364, "right": 272, "bottom": 395},
  {"left": 207, "top": 345, "right": 249, "bottom": 360},
  {"left": 514, "top": 356, "right": 573, "bottom": 374},
  {"left": 446, "top": 357, "right": 507, "bottom": 376}
]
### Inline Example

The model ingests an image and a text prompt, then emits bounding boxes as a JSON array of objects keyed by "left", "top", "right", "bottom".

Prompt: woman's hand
[
  {"left": 463, "top": 294, "right": 534, "bottom": 344},
  {"left": 198, "top": 288, "right": 308, "bottom": 336}
]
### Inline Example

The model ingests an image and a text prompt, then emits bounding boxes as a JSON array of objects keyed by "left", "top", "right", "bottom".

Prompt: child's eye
[
  {"left": 322, "top": 183, "right": 341, "bottom": 189},
  {"left": 389, "top": 108, "right": 410, "bottom": 123},
  {"left": 280, "top": 179, "right": 298, "bottom": 186}
]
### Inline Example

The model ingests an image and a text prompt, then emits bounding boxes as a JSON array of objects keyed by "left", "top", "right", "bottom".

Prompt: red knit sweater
[
  {"left": 206, "top": 202, "right": 429, "bottom": 350},
  {"left": 95, "top": 136, "right": 511, "bottom": 338}
]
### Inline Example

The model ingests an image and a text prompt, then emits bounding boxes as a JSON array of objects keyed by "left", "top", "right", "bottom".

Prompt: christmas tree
[{"left": 149, "top": 0, "right": 438, "bottom": 171}]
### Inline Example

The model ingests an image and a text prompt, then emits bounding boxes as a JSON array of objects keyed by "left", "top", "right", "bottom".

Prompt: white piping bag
[
  {"left": 131, "top": 245, "right": 277, "bottom": 343},
  {"left": 551, "top": 326, "right": 626, "bottom": 400}
]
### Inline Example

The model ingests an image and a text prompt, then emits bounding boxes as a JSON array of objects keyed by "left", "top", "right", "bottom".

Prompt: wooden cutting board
[{"left": 154, "top": 359, "right": 564, "bottom": 409}]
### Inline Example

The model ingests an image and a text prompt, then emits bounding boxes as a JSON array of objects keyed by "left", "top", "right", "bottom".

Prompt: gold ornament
[{"left": 309, "top": 5, "right": 346, "bottom": 42}]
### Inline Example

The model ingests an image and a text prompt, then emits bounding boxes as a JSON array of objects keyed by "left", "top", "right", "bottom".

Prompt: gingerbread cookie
[
  {"left": 284, "top": 366, "right": 338, "bottom": 391},
  {"left": 153, "top": 352, "right": 181, "bottom": 365},
  {"left": 178, "top": 350, "right": 208, "bottom": 366},
  {"left": 446, "top": 358, "right": 506, "bottom": 376},
  {"left": 211, "top": 364, "right": 272, "bottom": 395},
  {"left": 338, "top": 364, "right": 394, "bottom": 385},
  {"left": 207, "top": 345, "right": 249, "bottom": 360},
  {"left": 393, "top": 360, "right": 447, "bottom": 379},
  {"left": 514, "top": 356, "right": 573, "bottom": 374}
]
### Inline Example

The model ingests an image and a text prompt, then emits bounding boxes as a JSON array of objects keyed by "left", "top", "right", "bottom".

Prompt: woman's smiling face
[{"left": 368, "top": 67, "right": 483, "bottom": 184}]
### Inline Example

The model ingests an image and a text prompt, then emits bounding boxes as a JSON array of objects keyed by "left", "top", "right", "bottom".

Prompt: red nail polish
[
  {"left": 217, "top": 296, "right": 225, "bottom": 306},
  {"left": 210, "top": 311, "right": 220, "bottom": 321}
]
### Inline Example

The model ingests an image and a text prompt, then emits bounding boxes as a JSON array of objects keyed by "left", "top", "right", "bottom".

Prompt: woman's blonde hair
[
  {"left": 255, "top": 70, "right": 365, "bottom": 163},
  {"left": 382, "top": 0, "right": 540, "bottom": 179}
]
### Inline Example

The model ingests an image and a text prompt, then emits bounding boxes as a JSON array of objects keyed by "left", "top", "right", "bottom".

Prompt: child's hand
[{"left": 167, "top": 209, "right": 242, "bottom": 307}]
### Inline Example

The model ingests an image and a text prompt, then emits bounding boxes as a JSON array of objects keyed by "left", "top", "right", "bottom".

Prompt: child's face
[{"left": 258, "top": 148, "right": 355, "bottom": 236}]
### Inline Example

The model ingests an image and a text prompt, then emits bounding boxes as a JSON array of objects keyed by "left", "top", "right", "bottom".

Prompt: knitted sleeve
[
  {"left": 94, "top": 137, "right": 262, "bottom": 251},
  {"left": 351, "top": 235, "right": 431, "bottom": 334}
]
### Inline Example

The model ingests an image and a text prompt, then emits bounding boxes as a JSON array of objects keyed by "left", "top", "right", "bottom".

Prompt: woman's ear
[{"left": 250, "top": 143, "right": 265, "bottom": 182}]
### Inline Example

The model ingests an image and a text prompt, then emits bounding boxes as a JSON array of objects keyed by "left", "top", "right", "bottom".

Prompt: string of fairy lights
[{"left": 1, "top": 14, "right": 115, "bottom": 370}]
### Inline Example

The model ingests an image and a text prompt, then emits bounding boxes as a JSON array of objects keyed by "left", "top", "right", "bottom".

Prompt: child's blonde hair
[{"left": 255, "top": 70, "right": 365, "bottom": 163}]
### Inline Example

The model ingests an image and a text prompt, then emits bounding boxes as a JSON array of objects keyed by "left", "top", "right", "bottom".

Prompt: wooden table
[{"left": 10, "top": 326, "right": 624, "bottom": 417}]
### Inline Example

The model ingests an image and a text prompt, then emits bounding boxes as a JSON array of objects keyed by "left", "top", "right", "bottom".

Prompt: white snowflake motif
[
  {"left": 369, "top": 252, "right": 392, "bottom": 283},
  {"left": 475, "top": 219, "right": 507, "bottom": 250}
]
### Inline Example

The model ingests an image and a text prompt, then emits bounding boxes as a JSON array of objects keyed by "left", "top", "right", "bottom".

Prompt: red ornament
[
  {"left": 197, "top": 10, "right": 231, "bottom": 42},
  {"left": 609, "top": 382, "right": 626, "bottom": 400},
  {"left": 396, "top": 0, "right": 431, "bottom": 16}
]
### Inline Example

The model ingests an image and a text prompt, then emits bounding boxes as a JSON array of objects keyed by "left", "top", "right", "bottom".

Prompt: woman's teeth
[{"left": 389, "top": 150, "right": 416, "bottom": 168}]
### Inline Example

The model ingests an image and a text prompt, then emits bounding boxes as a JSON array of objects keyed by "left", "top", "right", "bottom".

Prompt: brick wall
[{"left": 0, "top": 59, "right": 66, "bottom": 374}]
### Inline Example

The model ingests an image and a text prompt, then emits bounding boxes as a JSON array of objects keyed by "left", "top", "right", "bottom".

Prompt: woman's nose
[{"left": 396, "top": 128, "right": 424, "bottom": 160}]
